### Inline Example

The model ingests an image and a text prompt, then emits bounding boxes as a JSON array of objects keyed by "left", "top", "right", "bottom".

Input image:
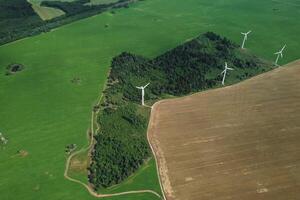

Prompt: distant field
[
  {"left": 86, "top": 0, "right": 119, "bottom": 5},
  {"left": 29, "top": 0, "right": 75, "bottom": 3},
  {"left": 29, "top": 0, "right": 65, "bottom": 20},
  {"left": 1, "top": 0, "right": 300, "bottom": 200},
  {"left": 148, "top": 60, "right": 300, "bottom": 200},
  {"left": 31, "top": 0, "right": 119, "bottom": 5}
]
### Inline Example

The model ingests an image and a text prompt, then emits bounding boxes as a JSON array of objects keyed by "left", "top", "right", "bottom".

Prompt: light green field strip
[
  {"left": 86, "top": 0, "right": 119, "bottom": 6},
  {"left": 0, "top": 0, "right": 300, "bottom": 200},
  {"left": 29, "top": 0, "right": 76, "bottom": 3},
  {"left": 28, "top": 0, "right": 65, "bottom": 21}
]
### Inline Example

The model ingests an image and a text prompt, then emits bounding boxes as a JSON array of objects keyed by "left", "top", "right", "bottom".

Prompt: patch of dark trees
[
  {"left": 0, "top": 0, "right": 135, "bottom": 45},
  {"left": 89, "top": 32, "right": 271, "bottom": 190},
  {"left": 0, "top": 0, "right": 43, "bottom": 45},
  {"left": 5, "top": 63, "right": 24, "bottom": 75},
  {"left": 89, "top": 104, "right": 150, "bottom": 188}
]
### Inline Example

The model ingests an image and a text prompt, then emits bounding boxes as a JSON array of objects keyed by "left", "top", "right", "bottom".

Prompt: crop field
[
  {"left": 148, "top": 60, "right": 300, "bottom": 200},
  {"left": 0, "top": 0, "right": 300, "bottom": 200},
  {"left": 29, "top": 0, "right": 76, "bottom": 3},
  {"left": 87, "top": 0, "right": 119, "bottom": 6},
  {"left": 29, "top": 0, "right": 65, "bottom": 20},
  {"left": 30, "top": 0, "right": 120, "bottom": 5}
]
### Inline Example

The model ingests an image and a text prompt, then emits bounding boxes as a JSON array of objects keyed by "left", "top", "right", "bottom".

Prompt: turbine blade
[
  {"left": 221, "top": 70, "right": 226, "bottom": 75},
  {"left": 281, "top": 44, "right": 286, "bottom": 51},
  {"left": 136, "top": 86, "right": 142, "bottom": 89},
  {"left": 227, "top": 67, "right": 234, "bottom": 70},
  {"left": 144, "top": 82, "right": 150, "bottom": 88}
]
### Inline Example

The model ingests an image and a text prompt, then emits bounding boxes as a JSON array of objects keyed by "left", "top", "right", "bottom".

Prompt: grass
[
  {"left": 0, "top": 0, "right": 300, "bottom": 200},
  {"left": 100, "top": 158, "right": 162, "bottom": 195},
  {"left": 86, "top": 0, "right": 119, "bottom": 6},
  {"left": 29, "top": 0, "right": 65, "bottom": 21},
  {"left": 30, "top": 0, "right": 76, "bottom": 3}
]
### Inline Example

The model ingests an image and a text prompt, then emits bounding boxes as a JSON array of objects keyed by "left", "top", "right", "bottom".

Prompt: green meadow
[{"left": 0, "top": 0, "right": 300, "bottom": 200}]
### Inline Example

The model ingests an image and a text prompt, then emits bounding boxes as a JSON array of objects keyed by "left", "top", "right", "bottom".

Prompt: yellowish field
[
  {"left": 28, "top": 0, "right": 65, "bottom": 20},
  {"left": 148, "top": 61, "right": 300, "bottom": 200}
]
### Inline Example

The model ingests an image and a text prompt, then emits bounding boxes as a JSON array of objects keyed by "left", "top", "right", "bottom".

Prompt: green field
[
  {"left": 100, "top": 158, "right": 162, "bottom": 195},
  {"left": 30, "top": 0, "right": 118, "bottom": 4},
  {"left": 29, "top": 0, "right": 76, "bottom": 3},
  {"left": 87, "top": 0, "right": 119, "bottom": 5},
  {"left": 29, "top": 0, "right": 65, "bottom": 20},
  {"left": 0, "top": 0, "right": 300, "bottom": 200}
]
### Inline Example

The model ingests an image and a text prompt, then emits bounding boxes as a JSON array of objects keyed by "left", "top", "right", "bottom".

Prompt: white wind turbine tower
[
  {"left": 136, "top": 83, "right": 150, "bottom": 106},
  {"left": 274, "top": 45, "right": 286, "bottom": 66},
  {"left": 221, "top": 62, "right": 234, "bottom": 86},
  {"left": 241, "top": 30, "right": 251, "bottom": 49}
]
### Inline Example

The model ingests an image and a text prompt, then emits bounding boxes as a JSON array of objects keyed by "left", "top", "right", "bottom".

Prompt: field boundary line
[{"left": 147, "top": 103, "right": 168, "bottom": 200}]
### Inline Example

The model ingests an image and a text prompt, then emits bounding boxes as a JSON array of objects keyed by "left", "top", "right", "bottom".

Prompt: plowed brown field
[{"left": 148, "top": 60, "right": 300, "bottom": 200}]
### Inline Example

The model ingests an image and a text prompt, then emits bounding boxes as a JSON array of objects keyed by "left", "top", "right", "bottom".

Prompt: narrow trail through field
[{"left": 64, "top": 88, "right": 163, "bottom": 199}]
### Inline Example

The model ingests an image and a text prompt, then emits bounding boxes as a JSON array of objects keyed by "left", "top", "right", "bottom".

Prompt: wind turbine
[
  {"left": 241, "top": 30, "right": 251, "bottom": 49},
  {"left": 136, "top": 83, "right": 150, "bottom": 106},
  {"left": 221, "top": 62, "right": 234, "bottom": 86},
  {"left": 274, "top": 45, "right": 286, "bottom": 66}
]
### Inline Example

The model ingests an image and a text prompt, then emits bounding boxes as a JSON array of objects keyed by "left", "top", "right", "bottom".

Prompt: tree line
[{"left": 0, "top": 0, "right": 134, "bottom": 45}]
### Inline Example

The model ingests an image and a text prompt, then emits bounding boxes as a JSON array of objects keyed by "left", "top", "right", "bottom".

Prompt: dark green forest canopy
[
  {"left": 89, "top": 32, "right": 272, "bottom": 190},
  {"left": 0, "top": 0, "right": 43, "bottom": 43},
  {"left": 0, "top": 0, "right": 134, "bottom": 45}
]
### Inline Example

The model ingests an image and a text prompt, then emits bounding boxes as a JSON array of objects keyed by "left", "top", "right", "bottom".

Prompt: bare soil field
[{"left": 148, "top": 60, "right": 300, "bottom": 200}]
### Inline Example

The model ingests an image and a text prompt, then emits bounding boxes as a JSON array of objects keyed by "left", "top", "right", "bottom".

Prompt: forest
[
  {"left": 0, "top": 0, "right": 133, "bottom": 45},
  {"left": 0, "top": 0, "right": 43, "bottom": 44},
  {"left": 88, "top": 32, "right": 272, "bottom": 190}
]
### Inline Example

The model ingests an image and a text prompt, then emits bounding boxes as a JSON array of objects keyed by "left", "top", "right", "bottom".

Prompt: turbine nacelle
[
  {"left": 241, "top": 30, "right": 252, "bottom": 40},
  {"left": 241, "top": 30, "right": 252, "bottom": 49},
  {"left": 136, "top": 82, "right": 150, "bottom": 90},
  {"left": 275, "top": 44, "right": 286, "bottom": 56},
  {"left": 274, "top": 44, "right": 286, "bottom": 65},
  {"left": 274, "top": 51, "right": 283, "bottom": 58}
]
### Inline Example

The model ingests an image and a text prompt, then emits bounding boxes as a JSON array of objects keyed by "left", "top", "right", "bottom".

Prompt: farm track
[
  {"left": 64, "top": 81, "right": 163, "bottom": 199},
  {"left": 148, "top": 60, "right": 300, "bottom": 200}
]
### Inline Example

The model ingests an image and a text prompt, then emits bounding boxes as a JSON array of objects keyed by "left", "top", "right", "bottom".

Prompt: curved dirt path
[
  {"left": 64, "top": 90, "right": 163, "bottom": 199},
  {"left": 147, "top": 102, "right": 171, "bottom": 200}
]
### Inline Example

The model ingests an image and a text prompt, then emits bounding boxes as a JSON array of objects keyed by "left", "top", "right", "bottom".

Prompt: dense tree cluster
[
  {"left": 110, "top": 32, "right": 266, "bottom": 102},
  {"left": 5, "top": 63, "right": 25, "bottom": 75},
  {"left": 89, "top": 104, "right": 150, "bottom": 188},
  {"left": 0, "top": 0, "right": 133, "bottom": 45},
  {"left": 0, "top": 0, "right": 43, "bottom": 44},
  {"left": 89, "top": 32, "right": 271, "bottom": 190}
]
